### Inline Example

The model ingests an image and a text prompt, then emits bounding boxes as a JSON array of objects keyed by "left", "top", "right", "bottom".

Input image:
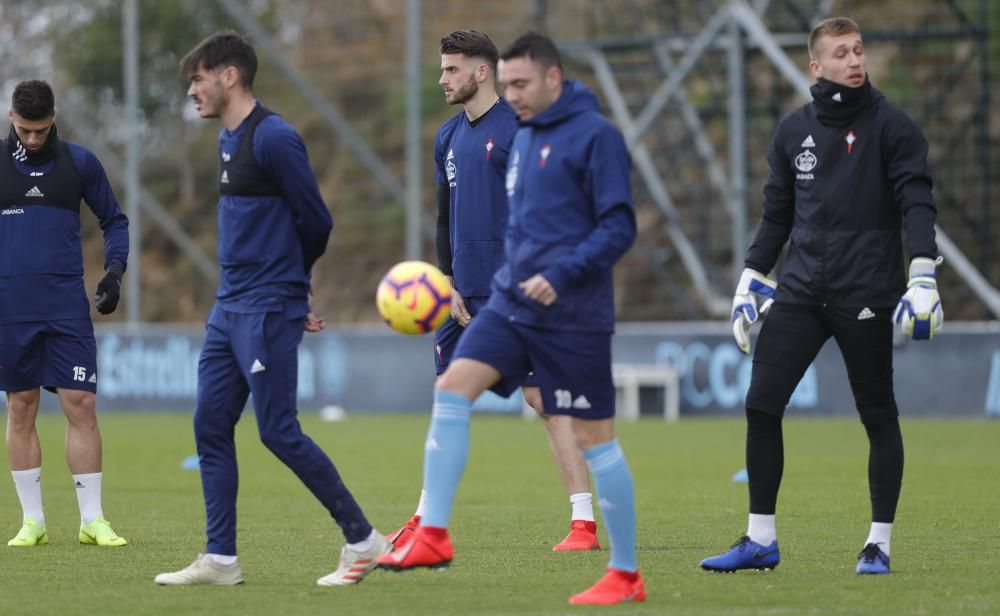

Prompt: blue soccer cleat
[
  {"left": 700, "top": 535, "right": 780, "bottom": 572},
  {"left": 855, "top": 543, "right": 890, "bottom": 574}
]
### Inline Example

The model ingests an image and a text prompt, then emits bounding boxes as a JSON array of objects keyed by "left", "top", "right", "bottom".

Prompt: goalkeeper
[{"left": 701, "top": 17, "right": 939, "bottom": 576}]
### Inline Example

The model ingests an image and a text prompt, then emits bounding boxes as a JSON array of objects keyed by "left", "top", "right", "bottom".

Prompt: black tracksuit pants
[{"left": 744, "top": 302, "right": 904, "bottom": 523}]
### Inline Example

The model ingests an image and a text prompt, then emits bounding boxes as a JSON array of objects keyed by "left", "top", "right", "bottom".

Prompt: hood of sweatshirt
[{"left": 520, "top": 80, "right": 601, "bottom": 129}]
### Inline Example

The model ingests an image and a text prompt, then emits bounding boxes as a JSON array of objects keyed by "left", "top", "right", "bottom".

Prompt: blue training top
[
  {"left": 0, "top": 139, "right": 129, "bottom": 324},
  {"left": 214, "top": 102, "right": 333, "bottom": 316},
  {"left": 489, "top": 80, "right": 636, "bottom": 333},
  {"left": 434, "top": 98, "right": 519, "bottom": 298}
]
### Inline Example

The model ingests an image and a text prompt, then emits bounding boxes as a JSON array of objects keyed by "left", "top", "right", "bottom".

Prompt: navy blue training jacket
[
  {"left": 488, "top": 81, "right": 636, "bottom": 333},
  {"left": 214, "top": 104, "right": 332, "bottom": 314},
  {"left": 434, "top": 98, "right": 519, "bottom": 298},
  {"left": 0, "top": 139, "right": 128, "bottom": 324}
]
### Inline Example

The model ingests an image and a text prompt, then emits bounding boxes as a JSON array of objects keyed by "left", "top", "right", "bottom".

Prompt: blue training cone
[{"left": 731, "top": 468, "right": 749, "bottom": 482}]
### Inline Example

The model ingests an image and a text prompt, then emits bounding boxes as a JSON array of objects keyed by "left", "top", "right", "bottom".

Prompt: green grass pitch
[{"left": 0, "top": 414, "right": 997, "bottom": 615}]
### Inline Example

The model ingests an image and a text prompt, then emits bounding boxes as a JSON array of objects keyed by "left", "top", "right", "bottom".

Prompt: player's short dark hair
[
  {"left": 808, "top": 17, "right": 861, "bottom": 59},
  {"left": 440, "top": 30, "right": 499, "bottom": 73},
  {"left": 180, "top": 30, "right": 258, "bottom": 89},
  {"left": 11, "top": 80, "right": 55, "bottom": 120},
  {"left": 500, "top": 31, "right": 562, "bottom": 71}
]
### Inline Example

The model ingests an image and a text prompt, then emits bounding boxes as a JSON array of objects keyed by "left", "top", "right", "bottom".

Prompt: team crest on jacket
[
  {"left": 485, "top": 138, "right": 494, "bottom": 160},
  {"left": 845, "top": 131, "right": 856, "bottom": 154},
  {"left": 506, "top": 150, "right": 519, "bottom": 197},
  {"left": 539, "top": 144, "right": 551, "bottom": 167},
  {"left": 446, "top": 148, "right": 457, "bottom": 187},
  {"left": 795, "top": 149, "right": 817, "bottom": 180}
]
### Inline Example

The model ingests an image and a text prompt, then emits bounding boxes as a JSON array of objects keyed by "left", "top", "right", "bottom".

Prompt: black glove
[{"left": 94, "top": 268, "right": 122, "bottom": 315}]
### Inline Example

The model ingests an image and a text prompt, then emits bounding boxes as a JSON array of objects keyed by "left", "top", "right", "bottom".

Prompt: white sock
[
  {"left": 747, "top": 513, "right": 776, "bottom": 545},
  {"left": 72, "top": 472, "right": 104, "bottom": 525},
  {"left": 865, "top": 522, "right": 893, "bottom": 555},
  {"left": 206, "top": 553, "right": 238, "bottom": 566},
  {"left": 414, "top": 490, "right": 429, "bottom": 517},
  {"left": 346, "top": 528, "right": 377, "bottom": 553},
  {"left": 569, "top": 492, "right": 595, "bottom": 522},
  {"left": 11, "top": 468, "right": 44, "bottom": 526}
]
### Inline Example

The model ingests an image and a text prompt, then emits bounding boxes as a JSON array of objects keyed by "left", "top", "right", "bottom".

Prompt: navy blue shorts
[
  {"left": 453, "top": 307, "right": 614, "bottom": 419},
  {"left": 0, "top": 319, "right": 98, "bottom": 394},
  {"left": 435, "top": 297, "right": 538, "bottom": 392},
  {"left": 433, "top": 296, "right": 489, "bottom": 375}
]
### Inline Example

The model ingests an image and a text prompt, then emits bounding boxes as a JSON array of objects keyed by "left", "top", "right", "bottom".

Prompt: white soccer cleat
[
  {"left": 316, "top": 532, "right": 391, "bottom": 586},
  {"left": 154, "top": 554, "right": 244, "bottom": 586}
]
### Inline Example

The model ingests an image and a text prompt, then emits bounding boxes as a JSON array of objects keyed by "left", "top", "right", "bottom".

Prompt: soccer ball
[{"left": 376, "top": 261, "right": 452, "bottom": 335}]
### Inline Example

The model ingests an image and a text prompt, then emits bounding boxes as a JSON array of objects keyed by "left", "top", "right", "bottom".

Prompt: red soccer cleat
[
  {"left": 386, "top": 514, "right": 421, "bottom": 548},
  {"left": 377, "top": 526, "right": 453, "bottom": 571},
  {"left": 568, "top": 568, "right": 646, "bottom": 605},
  {"left": 552, "top": 520, "right": 600, "bottom": 552}
]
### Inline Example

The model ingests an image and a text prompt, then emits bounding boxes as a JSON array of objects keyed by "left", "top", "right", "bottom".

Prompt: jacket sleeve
[
  {"left": 255, "top": 121, "right": 333, "bottom": 275},
  {"left": 436, "top": 183, "right": 452, "bottom": 275},
  {"left": 433, "top": 129, "right": 453, "bottom": 275},
  {"left": 745, "top": 124, "right": 794, "bottom": 274},
  {"left": 885, "top": 111, "right": 937, "bottom": 260},
  {"left": 75, "top": 147, "right": 129, "bottom": 275},
  {"left": 541, "top": 125, "right": 637, "bottom": 292}
]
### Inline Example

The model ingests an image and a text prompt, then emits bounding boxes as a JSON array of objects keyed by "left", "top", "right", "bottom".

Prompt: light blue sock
[
  {"left": 420, "top": 391, "right": 472, "bottom": 528},
  {"left": 584, "top": 438, "right": 637, "bottom": 572}
]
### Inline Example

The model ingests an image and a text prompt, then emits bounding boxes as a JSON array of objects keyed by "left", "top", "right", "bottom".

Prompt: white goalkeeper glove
[
  {"left": 893, "top": 257, "right": 943, "bottom": 340},
  {"left": 732, "top": 268, "right": 777, "bottom": 355}
]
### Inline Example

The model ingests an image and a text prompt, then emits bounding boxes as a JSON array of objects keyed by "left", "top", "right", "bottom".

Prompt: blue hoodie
[{"left": 488, "top": 81, "right": 636, "bottom": 333}]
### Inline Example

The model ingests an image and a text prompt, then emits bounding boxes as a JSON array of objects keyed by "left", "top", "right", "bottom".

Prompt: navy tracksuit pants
[{"left": 194, "top": 305, "right": 371, "bottom": 555}]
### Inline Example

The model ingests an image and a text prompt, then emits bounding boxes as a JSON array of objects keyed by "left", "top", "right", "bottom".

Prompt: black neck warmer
[
  {"left": 7, "top": 122, "right": 60, "bottom": 166},
  {"left": 810, "top": 76, "right": 875, "bottom": 128}
]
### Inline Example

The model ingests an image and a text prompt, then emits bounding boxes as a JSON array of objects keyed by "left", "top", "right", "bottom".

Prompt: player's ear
[
  {"left": 545, "top": 64, "right": 561, "bottom": 88},
  {"left": 222, "top": 65, "right": 239, "bottom": 88},
  {"left": 809, "top": 58, "right": 822, "bottom": 79}
]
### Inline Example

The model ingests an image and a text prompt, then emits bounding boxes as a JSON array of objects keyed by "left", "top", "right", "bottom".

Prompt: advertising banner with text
[{"left": 22, "top": 322, "right": 1000, "bottom": 417}]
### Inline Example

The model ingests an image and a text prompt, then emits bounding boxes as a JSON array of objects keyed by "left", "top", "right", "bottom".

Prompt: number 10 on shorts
[{"left": 554, "top": 389, "right": 572, "bottom": 409}]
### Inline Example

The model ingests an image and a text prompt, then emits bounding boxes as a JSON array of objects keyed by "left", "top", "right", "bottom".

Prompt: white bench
[
  {"left": 613, "top": 363, "right": 680, "bottom": 422},
  {"left": 521, "top": 363, "right": 680, "bottom": 422}
]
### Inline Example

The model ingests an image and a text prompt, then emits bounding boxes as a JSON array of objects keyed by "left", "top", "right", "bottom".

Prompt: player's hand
[
  {"left": 93, "top": 270, "right": 122, "bottom": 315},
  {"left": 893, "top": 257, "right": 943, "bottom": 340},
  {"left": 451, "top": 286, "right": 472, "bottom": 327},
  {"left": 305, "top": 294, "right": 326, "bottom": 333},
  {"left": 731, "top": 268, "right": 777, "bottom": 355},
  {"left": 305, "top": 312, "right": 326, "bottom": 332},
  {"left": 518, "top": 274, "right": 558, "bottom": 306}
]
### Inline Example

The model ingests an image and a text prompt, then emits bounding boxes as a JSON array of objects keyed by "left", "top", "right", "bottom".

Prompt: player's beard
[
  {"left": 449, "top": 74, "right": 479, "bottom": 106},
  {"left": 198, "top": 83, "right": 228, "bottom": 119}
]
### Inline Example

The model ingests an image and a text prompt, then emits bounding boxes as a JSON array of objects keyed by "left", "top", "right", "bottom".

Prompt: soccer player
[
  {"left": 386, "top": 30, "right": 599, "bottom": 554},
  {"left": 700, "top": 17, "right": 940, "bottom": 576},
  {"left": 155, "top": 31, "right": 387, "bottom": 586},
  {"left": 379, "top": 32, "right": 645, "bottom": 605},
  {"left": 0, "top": 80, "right": 130, "bottom": 548}
]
